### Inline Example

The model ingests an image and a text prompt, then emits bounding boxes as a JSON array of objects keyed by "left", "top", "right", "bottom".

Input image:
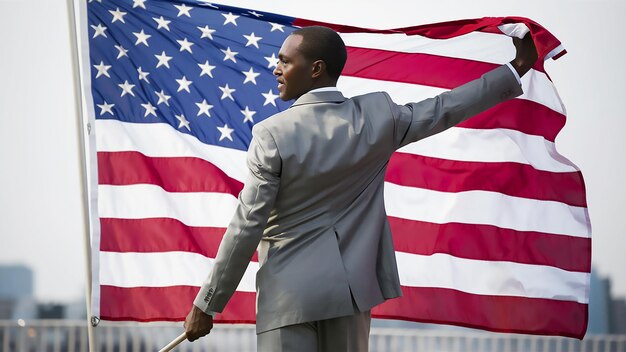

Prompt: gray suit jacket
[{"left": 194, "top": 65, "right": 522, "bottom": 334}]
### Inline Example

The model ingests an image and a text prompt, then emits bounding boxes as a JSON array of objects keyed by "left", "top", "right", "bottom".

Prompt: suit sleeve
[
  {"left": 387, "top": 64, "right": 523, "bottom": 149},
  {"left": 194, "top": 124, "right": 281, "bottom": 314}
]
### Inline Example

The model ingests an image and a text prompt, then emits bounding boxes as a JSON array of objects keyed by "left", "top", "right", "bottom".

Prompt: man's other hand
[
  {"left": 184, "top": 305, "right": 214, "bottom": 342},
  {"left": 510, "top": 33, "right": 539, "bottom": 77}
]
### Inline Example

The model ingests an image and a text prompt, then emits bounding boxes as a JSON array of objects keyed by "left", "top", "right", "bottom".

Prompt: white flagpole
[
  {"left": 65, "top": 0, "right": 97, "bottom": 349},
  {"left": 158, "top": 332, "right": 188, "bottom": 352}
]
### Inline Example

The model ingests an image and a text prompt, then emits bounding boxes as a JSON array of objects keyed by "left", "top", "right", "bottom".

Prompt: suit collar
[{"left": 290, "top": 91, "right": 347, "bottom": 108}]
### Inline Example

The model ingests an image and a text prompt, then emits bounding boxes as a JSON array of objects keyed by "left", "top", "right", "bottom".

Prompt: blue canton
[{"left": 88, "top": 0, "right": 297, "bottom": 151}]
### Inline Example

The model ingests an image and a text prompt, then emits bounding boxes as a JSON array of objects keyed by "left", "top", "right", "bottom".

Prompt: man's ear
[{"left": 311, "top": 60, "right": 326, "bottom": 79}]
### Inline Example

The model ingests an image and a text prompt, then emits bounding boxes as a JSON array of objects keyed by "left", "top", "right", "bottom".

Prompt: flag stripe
[
  {"left": 99, "top": 251, "right": 258, "bottom": 292},
  {"left": 96, "top": 120, "right": 249, "bottom": 182},
  {"left": 99, "top": 284, "right": 586, "bottom": 339},
  {"left": 99, "top": 251, "right": 588, "bottom": 303},
  {"left": 98, "top": 184, "right": 238, "bottom": 228},
  {"left": 398, "top": 127, "right": 577, "bottom": 173},
  {"left": 372, "top": 286, "right": 587, "bottom": 338},
  {"left": 456, "top": 99, "right": 565, "bottom": 143},
  {"left": 98, "top": 182, "right": 588, "bottom": 237},
  {"left": 339, "top": 70, "right": 565, "bottom": 116},
  {"left": 99, "top": 285, "right": 256, "bottom": 323},
  {"left": 99, "top": 216, "right": 589, "bottom": 272},
  {"left": 340, "top": 31, "right": 516, "bottom": 65},
  {"left": 99, "top": 217, "right": 260, "bottom": 262},
  {"left": 97, "top": 120, "right": 574, "bottom": 176},
  {"left": 387, "top": 153, "right": 586, "bottom": 207},
  {"left": 97, "top": 151, "right": 244, "bottom": 195},
  {"left": 98, "top": 149, "right": 583, "bottom": 206},
  {"left": 389, "top": 217, "right": 591, "bottom": 273},
  {"left": 384, "top": 182, "right": 589, "bottom": 238}
]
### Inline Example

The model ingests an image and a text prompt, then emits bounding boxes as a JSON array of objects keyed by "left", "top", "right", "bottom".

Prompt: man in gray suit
[{"left": 185, "top": 26, "right": 538, "bottom": 351}]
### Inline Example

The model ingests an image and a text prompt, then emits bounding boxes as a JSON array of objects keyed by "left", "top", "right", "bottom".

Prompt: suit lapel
[{"left": 290, "top": 91, "right": 347, "bottom": 108}]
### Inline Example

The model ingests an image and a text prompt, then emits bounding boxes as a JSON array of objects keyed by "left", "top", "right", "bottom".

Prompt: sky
[{"left": 0, "top": 0, "right": 624, "bottom": 306}]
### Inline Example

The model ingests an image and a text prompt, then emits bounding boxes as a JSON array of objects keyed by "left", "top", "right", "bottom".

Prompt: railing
[{"left": 1, "top": 320, "right": 625, "bottom": 352}]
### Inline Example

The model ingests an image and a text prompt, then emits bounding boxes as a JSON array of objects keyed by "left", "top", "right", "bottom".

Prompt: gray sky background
[{"left": 0, "top": 0, "right": 624, "bottom": 304}]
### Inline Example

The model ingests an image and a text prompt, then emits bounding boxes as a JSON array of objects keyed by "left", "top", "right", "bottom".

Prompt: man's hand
[
  {"left": 510, "top": 33, "right": 539, "bottom": 78},
  {"left": 184, "top": 305, "right": 214, "bottom": 342}
]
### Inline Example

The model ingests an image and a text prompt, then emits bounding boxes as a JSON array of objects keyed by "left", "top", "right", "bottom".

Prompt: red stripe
[
  {"left": 372, "top": 286, "right": 587, "bottom": 339},
  {"left": 99, "top": 285, "right": 255, "bottom": 323},
  {"left": 98, "top": 151, "right": 244, "bottom": 195},
  {"left": 387, "top": 153, "right": 587, "bottom": 207},
  {"left": 100, "top": 217, "right": 258, "bottom": 262},
  {"left": 100, "top": 285, "right": 586, "bottom": 339},
  {"left": 457, "top": 99, "right": 565, "bottom": 143},
  {"left": 389, "top": 217, "right": 591, "bottom": 273},
  {"left": 97, "top": 148, "right": 585, "bottom": 207},
  {"left": 344, "top": 46, "right": 498, "bottom": 89}
]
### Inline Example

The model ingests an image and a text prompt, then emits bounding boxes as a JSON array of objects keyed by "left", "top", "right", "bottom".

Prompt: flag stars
[
  {"left": 221, "top": 47, "right": 238, "bottom": 63},
  {"left": 262, "top": 89, "right": 278, "bottom": 106},
  {"left": 133, "top": 29, "right": 151, "bottom": 46},
  {"left": 175, "top": 113, "right": 191, "bottom": 131},
  {"left": 115, "top": 45, "right": 129, "bottom": 59},
  {"left": 174, "top": 4, "right": 192, "bottom": 17},
  {"left": 133, "top": 0, "right": 147, "bottom": 9},
  {"left": 155, "top": 90, "right": 171, "bottom": 106},
  {"left": 176, "top": 76, "right": 193, "bottom": 93},
  {"left": 93, "top": 61, "right": 111, "bottom": 78},
  {"left": 153, "top": 16, "right": 171, "bottom": 31},
  {"left": 243, "top": 32, "right": 262, "bottom": 48},
  {"left": 137, "top": 67, "right": 150, "bottom": 83},
  {"left": 222, "top": 12, "right": 239, "bottom": 26},
  {"left": 91, "top": 23, "right": 107, "bottom": 38},
  {"left": 269, "top": 22, "right": 284, "bottom": 32},
  {"left": 97, "top": 101, "right": 115, "bottom": 116},
  {"left": 109, "top": 8, "right": 127, "bottom": 24},
  {"left": 141, "top": 102, "right": 157, "bottom": 117},
  {"left": 197, "top": 25, "right": 215, "bottom": 40},
  {"left": 198, "top": 60, "right": 216, "bottom": 78},
  {"left": 265, "top": 53, "right": 278, "bottom": 69},
  {"left": 177, "top": 38, "right": 194, "bottom": 53},
  {"left": 217, "top": 124, "right": 234, "bottom": 141},
  {"left": 155, "top": 51, "right": 172, "bottom": 68},
  {"left": 196, "top": 99, "right": 213, "bottom": 117},
  {"left": 219, "top": 84, "right": 236, "bottom": 101},
  {"left": 248, "top": 11, "right": 262, "bottom": 18},
  {"left": 118, "top": 80, "right": 136, "bottom": 97},
  {"left": 242, "top": 67, "right": 260, "bottom": 85},
  {"left": 241, "top": 106, "right": 256, "bottom": 123}
]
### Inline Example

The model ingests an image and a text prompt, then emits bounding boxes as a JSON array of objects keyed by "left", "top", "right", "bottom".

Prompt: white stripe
[
  {"left": 338, "top": 68, "right": 566, "bottom": 116},
  {"left": 395, "top": 252, "right": 589, "bottom": 303},
  {"left": 98, "top": 184, "right": 238, "bottom": 227},
  {"left": 99, "top": 251, "right": 258, "bottom": 292},
  {"left": 96, "top": 120, "right": 249, "bottom": 182},
  {"left": 340, "top": 31, "right": 516, "bottom": 65},
  {"left": 97, "top": 181, "right": 589, "bottom": 238},
  {"left": 384, "top": 182, "right": 590, "bottom": 238},
  {"left": 398, "top": 127, "right": 579, "bottom": 173},
  {"left": 497, "top": 23, "right": 530, "bottom": 39},
  {"left": 99, "top": 251, "right": 588, "bottom": 303}
]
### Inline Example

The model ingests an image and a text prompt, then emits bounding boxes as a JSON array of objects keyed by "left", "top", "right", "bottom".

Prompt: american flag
[{"left": 80, "top": 0, "right": 591, "bottom": 338}]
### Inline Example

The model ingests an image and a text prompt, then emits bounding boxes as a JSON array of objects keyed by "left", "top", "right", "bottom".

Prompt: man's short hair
[{"left": 291, "top": 26, "right": 347, "bottom": 80}]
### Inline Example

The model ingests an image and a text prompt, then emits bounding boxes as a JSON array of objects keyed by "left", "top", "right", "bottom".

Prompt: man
[{"left": 185, "top": 26, "right": 538, "bottom": 351}]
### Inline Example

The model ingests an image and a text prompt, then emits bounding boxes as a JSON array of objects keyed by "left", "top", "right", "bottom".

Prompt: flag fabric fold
[{"left": 79, "top": 0, "right": 591, "bottom": 339}]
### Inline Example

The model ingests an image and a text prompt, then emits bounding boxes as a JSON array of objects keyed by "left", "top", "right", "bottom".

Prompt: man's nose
[{"left": 273, "top": 64, "right": 280, "bottom": 76}]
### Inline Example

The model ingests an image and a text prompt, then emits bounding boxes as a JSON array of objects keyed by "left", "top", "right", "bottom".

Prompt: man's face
[{"left": 273, "top": 34, "right": 313, "bottom": 101}]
